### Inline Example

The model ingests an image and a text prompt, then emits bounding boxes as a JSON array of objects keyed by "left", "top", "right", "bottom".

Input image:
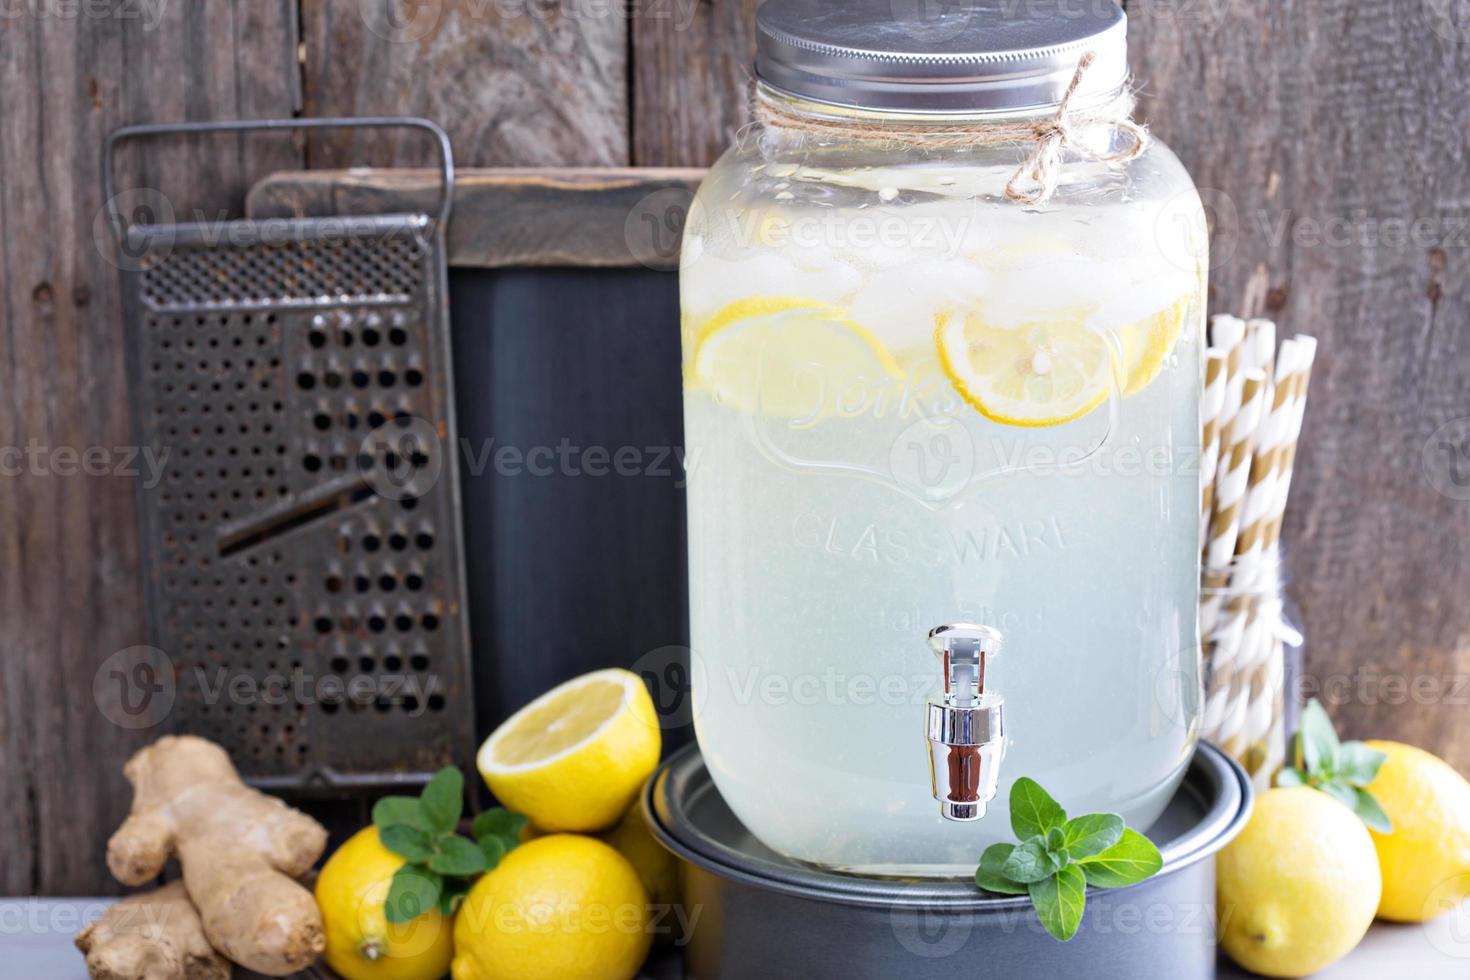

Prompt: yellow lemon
[
  {"left": 1119, "top": 293, "right": 1192, "bottom": 395},
  {"left": 477, "top": 668, "right": 661, "bottom": 833},
  {"left": 1362, "top": 739, "right": 1470, "bottom": 922},
  {"left": 603, "top": 803, "right": 680, "bottom": 910},
  {"left": 1217, "top": 787, "right": 1380, "bottom": 978},
  {"left": 934, "top": 293, "right": 1191, "bottom": 428},
  {"left": 451, "top": 834, "right": 651, "bottom": 980},
  {"left": 935, "top": 306, "right": 1120, "bottom": 427},
  {"left": 689, "top": 295, "right": 903, "bottom": 420},
  {"left": 314, "top": 827, "right": 453, "bottom": 980}
]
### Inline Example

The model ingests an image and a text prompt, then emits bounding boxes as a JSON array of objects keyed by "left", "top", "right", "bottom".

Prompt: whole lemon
[
  {"left": 314, "top": 827, "right": 453, "bottom": 980},
  {"left": 603, "top": 804, "right": 679, "bottom": 909},
  {"left": 1217, "top": 787, "right": 1380, "bottom": 978},
  {"left": 452, "top": 834, "right": 652, "bottom": 980},
  {"left": 1362, "top": 740, "right": 1470, "bottom": 922}
]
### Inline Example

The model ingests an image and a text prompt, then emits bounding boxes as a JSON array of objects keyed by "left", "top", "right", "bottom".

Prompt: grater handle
[{"left": 102, "top": 116, "right": 455, "bottom": 240}]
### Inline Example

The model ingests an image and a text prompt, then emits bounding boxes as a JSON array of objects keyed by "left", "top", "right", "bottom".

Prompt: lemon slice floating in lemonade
[
  {"left": 690, "top": 296, "right": 904, "bottom": 419},
  {"left": 935, "top": 296, "right": 1191, "bottom": 428},
  {"left": 1120, "top": 293, "right": 1191, "bottom": 395},
  {"left": 935, "top": 306, "right": 1121, "bottom": 428}
]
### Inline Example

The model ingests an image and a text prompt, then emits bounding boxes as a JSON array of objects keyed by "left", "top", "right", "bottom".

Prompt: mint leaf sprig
[
  {"left": 1275, "top": 698, "right": 1391, "bottom": 832},
  {"left": 973, "top": 777, "right": 1163, "bottom": 941},
  {"left": 372, "top": 766, "right": 529, "bottom": 923}
]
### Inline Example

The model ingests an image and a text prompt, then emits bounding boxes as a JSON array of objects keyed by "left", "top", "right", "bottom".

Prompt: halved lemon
[
  {"left": 935, "top": 306, "right": 1123, "bottom": 427},
  {"left": 689, "top": 295, "right": 904, "bottom": 419},
  {"left": 476, "top": 668, "right": 660, "bottom": 833}
]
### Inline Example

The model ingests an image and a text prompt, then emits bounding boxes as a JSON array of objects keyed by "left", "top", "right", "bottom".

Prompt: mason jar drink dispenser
[{"left": 680, "top": 0, "right": 1207, "bottom": 875}]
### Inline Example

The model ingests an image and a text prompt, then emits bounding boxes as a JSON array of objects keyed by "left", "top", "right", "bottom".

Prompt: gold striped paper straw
[
  {"left": 1200, "top": 369, "right": 1267, "bottom": 735},
  {"left": 1261, "top": 336, "right": 1319, "bottom": 548},
  {"left": 1199, "top": 350, "right": 1229, "bottom": 544},
  {"left": 1244, "top": 318, "right": 1278, "bottom": 379},
  {"left": 1232, "top": 338, "right": 1309, "bottom": 584},
  {"left": 1202, "top": 369, "right": 1267, "bottom": 630}
]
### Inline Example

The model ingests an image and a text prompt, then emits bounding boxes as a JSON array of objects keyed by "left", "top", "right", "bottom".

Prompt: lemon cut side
[
  {"left": 1121, "top": 294, "right": 1191, "bottom": 395},
  {"left": 689, "top": 295, "right": 903, "bottom": 419},
  {"left": 935, "top": 307, "right": 1120, "bottom": 428},
  {"left": 935, "top": 295, "right": 1191, "bottom": 428},
  {"left": 476, "top": 668, "right": 660, "bottom": 833}
]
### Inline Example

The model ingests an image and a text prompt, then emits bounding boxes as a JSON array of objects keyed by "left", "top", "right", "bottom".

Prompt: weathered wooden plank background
[{"left": 2, "top": 0, "right": 1468, "bottom": 895}]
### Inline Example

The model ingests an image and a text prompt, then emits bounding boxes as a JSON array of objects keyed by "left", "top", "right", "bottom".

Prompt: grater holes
[{"left": 137, "top": 244, "right": 456, "bottom": 779}]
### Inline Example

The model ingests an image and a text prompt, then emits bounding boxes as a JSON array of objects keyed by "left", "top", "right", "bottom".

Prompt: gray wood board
[
  {"left": 1128, "top": 0, "right": 1470, "bottom": 765},
  {"left": 0, "top": 0, "right": 302, "bottom": 897}
]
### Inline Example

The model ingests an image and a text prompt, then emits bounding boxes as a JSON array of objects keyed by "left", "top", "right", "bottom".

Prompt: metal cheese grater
[{"left": 104, "top": 118, "right": 473, "bottom": 792}]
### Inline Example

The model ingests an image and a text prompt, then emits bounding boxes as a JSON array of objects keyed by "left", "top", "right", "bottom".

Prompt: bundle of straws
[{"left": 1199, "top": 315, "right": 1318, "bottom": 781}]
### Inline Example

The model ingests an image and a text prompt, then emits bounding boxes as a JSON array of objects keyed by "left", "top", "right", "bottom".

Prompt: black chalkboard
[{"left": 450, "top": 266, "right": 692, "bottom": 750}]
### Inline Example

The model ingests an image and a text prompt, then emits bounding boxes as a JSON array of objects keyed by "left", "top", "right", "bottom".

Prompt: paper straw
[
  {"left": 1230, "top": 337, "right": 1307, "bottom": 590},
  {"left": 1261, "top": 336, "right": 1318, "bottom": 548},
  {"left": 1199, "top": 350, "right": 1229, "bottom": 543},
  {"left": 1244, "top": 318, "right": 1278, "bottom": 379},
  {"left": 1201, "top": 369, "right": 1267, "bottom": 641},
  {"left": 1199, "top": 324, "right": 1319, "bottom": 776}
]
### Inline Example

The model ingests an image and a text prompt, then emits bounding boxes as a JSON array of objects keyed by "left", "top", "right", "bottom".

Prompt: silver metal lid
[{"left": 755, "top": 0, "right": 1128, "bottom": 115}]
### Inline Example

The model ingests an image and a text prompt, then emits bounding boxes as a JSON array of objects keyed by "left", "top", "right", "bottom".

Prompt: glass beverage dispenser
[{"left": 680, "top": 0, "right": 1206, "bottom": 875}]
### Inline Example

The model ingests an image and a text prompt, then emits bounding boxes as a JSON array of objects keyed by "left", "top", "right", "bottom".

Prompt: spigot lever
[{"left": 924, "top": 624, "right": 1006, "bottom": 822}]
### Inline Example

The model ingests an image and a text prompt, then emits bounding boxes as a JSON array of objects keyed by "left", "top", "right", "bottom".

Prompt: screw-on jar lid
[{"left": 755, "top": 0, "right": 1128, "bottom": 115}]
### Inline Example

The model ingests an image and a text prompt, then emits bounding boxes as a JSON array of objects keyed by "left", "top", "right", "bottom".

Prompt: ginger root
[
  {"left": 74, "top": 881, "right": 231, "bottom": 980},
  {"left": 107, "top": 736, "right": 328, "bottom": 976}
]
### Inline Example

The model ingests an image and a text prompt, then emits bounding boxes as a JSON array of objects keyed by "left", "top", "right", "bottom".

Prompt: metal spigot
[{"left": 925, "top": 624, "right": 1006, "bottom": 822}]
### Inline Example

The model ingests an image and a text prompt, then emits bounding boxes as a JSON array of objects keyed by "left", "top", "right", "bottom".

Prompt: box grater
[{"left": 103, "top": 118, "right": 473, "bottom": 792}]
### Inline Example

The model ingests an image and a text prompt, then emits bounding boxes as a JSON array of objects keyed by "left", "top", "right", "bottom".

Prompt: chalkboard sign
[{"left": 249, "top": 168, "right": 704, "bottom": 750}]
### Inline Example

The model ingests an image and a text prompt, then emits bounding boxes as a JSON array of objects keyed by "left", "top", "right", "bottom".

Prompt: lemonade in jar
[{"left": 680, "top": 0, "right": 1207, "bottom": 875}]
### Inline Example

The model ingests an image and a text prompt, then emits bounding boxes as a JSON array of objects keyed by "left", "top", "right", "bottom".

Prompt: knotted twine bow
[{"left": 752, "top": 52, "right": 1150, "bottom": 207}]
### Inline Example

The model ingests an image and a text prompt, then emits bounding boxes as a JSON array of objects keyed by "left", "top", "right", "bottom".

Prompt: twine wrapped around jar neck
[{"left": 752, "top": 52, "right": 1150, "bottom": 207}]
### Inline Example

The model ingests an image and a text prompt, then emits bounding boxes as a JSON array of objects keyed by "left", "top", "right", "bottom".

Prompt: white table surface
[{"left": 9, "top": 897, "right": 1467, "bottom": 979}]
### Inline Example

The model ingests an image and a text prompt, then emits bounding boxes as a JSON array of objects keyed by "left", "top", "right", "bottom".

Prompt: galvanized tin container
[{"left": 645, "top": 743, "right": 1251, "bottom": 979}]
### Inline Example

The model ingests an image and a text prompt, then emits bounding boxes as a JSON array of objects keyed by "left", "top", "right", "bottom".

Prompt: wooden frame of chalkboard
[{"left": 249, "top": 168, "right": 705, "bottom": 752}]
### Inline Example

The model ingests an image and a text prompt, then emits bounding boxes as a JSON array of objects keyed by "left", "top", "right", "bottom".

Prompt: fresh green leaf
[
  {"left": 1061, "top": 813, "right": 1124, "bottom": 860},
  {"left": 385, "top": 866, "right": 442, "bottom": 924},
  {"left": 373, "top": 795, "right": 427, "bottom": 831},
  {"left": 428, "top": 835, "right": 490, "bottom": 876},
  {"left": 420, "top": 767, "right": 464, "bottom": 835},
  {"left": 1317, "top": 778, "right": 1359, "bottom": 810},
  {"left": 974, "top": 843, "right": 1028, "bottom": 896},
  {"left": 1298, "top": 699, "right": 1341, "bottom": 775},
  {"left": 472, "top": 808, "right": 528, "bottom": 842},
  {"left": 379, "top": 824, "right": 434, "bottom": 863},
  {"left": 1337, "top": 742, "right": 1389, "bottom": 788},
  {"left": 1274, "top": 766, "right": 1306, "bottom": 788},
  {"left": 1076, "top": 828, "right": 1163, "bottom": 888},
  {"left": 1351, "top": 787, "right": 1393, "bottom": 834},
  {"left": 1029, "top": 865, "right": 1087, "bottom": 941},
  {"left": 438, "top": 879, "right": 470, "bottom": 917},
  {"left": 1003, "top": 837, "right": 1066, "bottom": 884},
  {"left": 1010, "top": 777, "right": 1067, "bottom": 840},
  {"left": 478, "top": 833, "right": 509, "bottom": 870}
]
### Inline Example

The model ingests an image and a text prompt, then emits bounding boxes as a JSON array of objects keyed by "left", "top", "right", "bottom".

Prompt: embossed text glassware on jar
[{"left": 679, "top": 0, "right": 1208, "bottom": 875}]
